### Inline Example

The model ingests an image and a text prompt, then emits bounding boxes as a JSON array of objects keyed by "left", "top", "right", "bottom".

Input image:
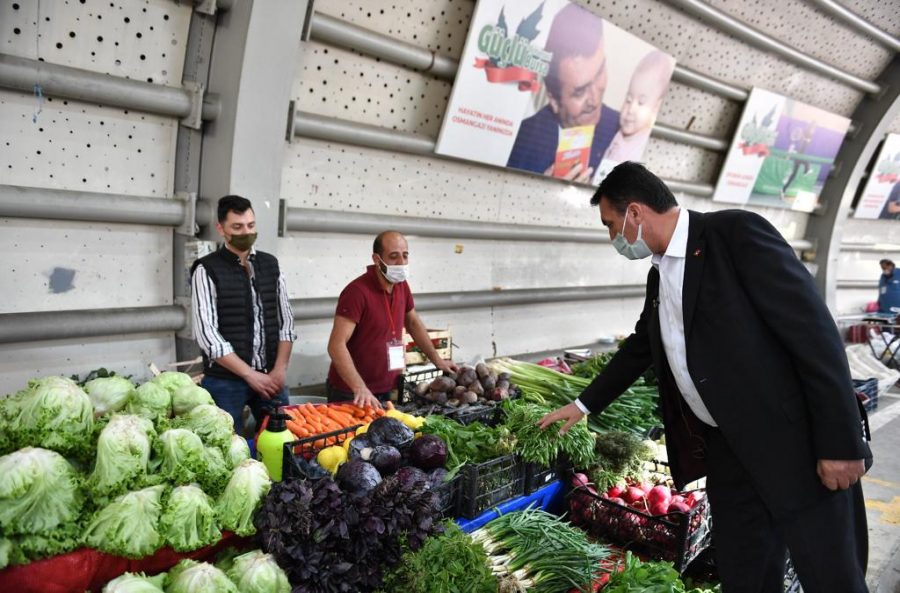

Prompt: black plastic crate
[
  {"left": 431, "top": 473, "right": 461, "bottom": 518},
  {"left": 397, "top": 367, "right": 445, "bottom": 405},
  {"left": 398, "top": 368, "right": 504, "bottom": 426},
  {"left": 282, "top": 425, "right": 360, "bottom": 481},
  {"left": 457, "top": 454, "right": 525, "bottom": 519},
  {"left": 522, "top": 455, "right": 573, "bottom": 495},
  {"left": 568, "top": 485, "right": 712, "bottom": 573}
]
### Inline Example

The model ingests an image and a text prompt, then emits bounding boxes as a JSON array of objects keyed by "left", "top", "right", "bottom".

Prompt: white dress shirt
[{"left": 575, "top": 208, "right": 717, "bottom": 426}]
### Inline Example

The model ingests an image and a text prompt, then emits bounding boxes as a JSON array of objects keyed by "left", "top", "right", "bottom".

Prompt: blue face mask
[{"left": 612, "top": 210, "right": 653, "bottom": 260}]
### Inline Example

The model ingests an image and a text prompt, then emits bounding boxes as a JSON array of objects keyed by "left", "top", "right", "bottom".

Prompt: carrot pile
[{"left": 284, "top": 403, "right": 387, "bottom": 446}]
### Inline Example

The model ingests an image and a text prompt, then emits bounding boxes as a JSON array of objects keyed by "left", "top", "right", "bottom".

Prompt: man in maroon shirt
[{"left": 326, "top": 231, "right": 458, "bottom": 408}]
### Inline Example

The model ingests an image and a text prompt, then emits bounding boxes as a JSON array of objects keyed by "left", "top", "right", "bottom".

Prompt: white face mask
[
  {"left": 378, "top": 258, "right": 410, "bottom": 284},
  {"left": 612, "top": 209, "right": 653, "bottom": 260}
]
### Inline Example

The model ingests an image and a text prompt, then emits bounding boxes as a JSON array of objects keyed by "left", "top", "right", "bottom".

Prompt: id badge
[{"left": 387, "top": 338, "right": 406, "bottom": 371}]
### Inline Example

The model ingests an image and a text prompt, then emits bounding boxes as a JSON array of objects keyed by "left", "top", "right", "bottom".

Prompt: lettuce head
[
  {"left": 226, "top": 433, "right": 251, "bottom": 469},
  {"left": 88, "top": 414, "right": 156, "bottom": 498},
  {"left": 160, "top": 484, "right": 221, "bottom": 552},
  {"left": 85, "top": 376, "right": 137, "bottom": 416},
  {"left": 101, "top": 572, "right": 166, "bottom": 593},
  {"left": 83, "top": 484, "right": 166, "bottom": 559},
  {"left": 165, "top": 559, "right": 238, "bottom": 593},
  {"left": 0, "top": 447, "right": 82, "bottom": 535},
  {"left": 226, "top": 550, "right": 291, "bottom": 593},
  {"left": 172, "top": 384, "right": 214, "bottom": 416},
  {"left": 11, "top": 376, "right": 94, "bottom": 458},
  {"left": 176, "top": 404, "right": 234, "bottom": 449},
  {"left": 126, "top": 381, "right": 172, "bottom": 422},
  {"left": 216, "top": 459, "right": 271, "bottom": 536},
  {"left": 152, "top": 371, "right": 195, "bottom": 396}
]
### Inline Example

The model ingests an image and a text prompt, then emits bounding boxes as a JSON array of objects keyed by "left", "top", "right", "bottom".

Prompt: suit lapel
[{"left": 682, "top": 210, "right": 706, "bottom": 340}]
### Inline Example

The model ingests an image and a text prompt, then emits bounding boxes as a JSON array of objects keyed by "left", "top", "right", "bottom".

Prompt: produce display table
[
  {"left": 456, "top": 479, "right": 565, "bottom": 533},
  {"left": 0, "top": 532, "right": 249, "bottom": 593}
]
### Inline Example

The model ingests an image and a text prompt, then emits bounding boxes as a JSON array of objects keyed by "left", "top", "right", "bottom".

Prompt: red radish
[
  {"left": 670, "top": 494, "right": 686, "bottom": 506},
  {"left": 631, "top": 499, "right": 649, "bottom": 513},
  {"left": 622, "top": 486, "right": 646, "bottom": 504},
  {"left": 667, "top": 501, "right": 691, "bottom": 514},
  {"left": 607, "top": 485, "right": 625, "bottom": 499},
  {"left": 686, "top": 491, "right": 705, "bottom": 508},
  {"left": 572, "top": 473, "right": 591, "bottom": 488},
  {"left": 647, "top": 485, "right": 672, "bottom": 507},
  {"left": 608, "top": 497, "right": 626, "bottom": 506},
  {"left": 650, "top": 501, "right": 670, "bottom": 515},
  {"left": 641, "top": 482, "right": 655, "bottom": 494}
]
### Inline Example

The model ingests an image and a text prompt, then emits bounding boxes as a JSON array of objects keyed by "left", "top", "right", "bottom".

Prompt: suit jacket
[
  {"left": 506, "top": 104, "right": 620, "bottom": 175},
  {"left": 580, "top": 209, "right": 871, "bottom": 518}
]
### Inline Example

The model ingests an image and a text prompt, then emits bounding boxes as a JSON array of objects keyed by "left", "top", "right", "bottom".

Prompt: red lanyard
[{"left": 383, "top": 291, "right": 399, "bottom": 339}]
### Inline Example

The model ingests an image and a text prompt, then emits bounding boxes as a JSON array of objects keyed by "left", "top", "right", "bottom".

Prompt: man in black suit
[{"left": 541, "top": 162, "right": 871, "bottom": 592}]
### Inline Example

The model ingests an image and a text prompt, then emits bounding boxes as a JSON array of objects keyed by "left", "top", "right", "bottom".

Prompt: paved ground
[{"left": 865, "top": 390, "right": 900, "bottom": 593}]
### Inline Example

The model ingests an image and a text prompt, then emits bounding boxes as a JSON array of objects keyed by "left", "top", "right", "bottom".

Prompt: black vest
[{"left": 191, "top": 247, "right": 281, "bottom": 379}]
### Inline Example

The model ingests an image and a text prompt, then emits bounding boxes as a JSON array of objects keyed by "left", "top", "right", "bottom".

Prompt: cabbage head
[
  {"left": 83, "top": 484, "right": 166, "bottom": 559},
  {"left": 165, "top": 559, "right": 238, "bottom": 593},
  {"left": 85, "top": 376, "right": 137, "bottom": 416},
  {"left": 216, "top": 459, "right": 271, "bottom": 536},
  {"left": 126, "top": 381, "right": 172, "bottom": 422},
  {"left": 226, "top": 550, "right": 291, "bottom": 593},
  {"left": 226, "top": 434, "right": 251, "bottom": 469},
  {"left": 101, "top": 572, "right": 166, "bottom": 593},
  {"left": 172, "top": 384, "right": 214, "bottom": 416},
  {"left": 160, "top": 485, "right": 221, "bottom": 552},
  {"left": 152, "top": 371, "right": 195, "bottom": 395},
  {"left": 176, "top": 404, "right": 234, "bottom": 449},
  {"left": 88, "top": 414, "right": 156, "bottom": 498},
  {"left": 11, "top": 376, "right": 94, "bottom": 458},
  {"left": 0, "top": 447, "right": 82, "bottom": 535}
]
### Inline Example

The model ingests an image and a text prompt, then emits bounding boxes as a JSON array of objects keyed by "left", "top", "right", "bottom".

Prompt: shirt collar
[{"left": 651, "top": 208, "right": 689, "bottom": 265}]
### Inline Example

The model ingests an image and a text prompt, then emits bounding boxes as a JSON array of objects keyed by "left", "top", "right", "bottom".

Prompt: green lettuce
[
  {"left": 126, "top": 382, "right": 172, "bottom": 422},
  {"left": 225, "top": 550, "right": 290, "bottom": 593},
  {"left": 0, "top": 447, "right": 82, "bottom": 535},
  {"left": 160, "top": 485, "right": 221, "bottom": 552},
  {"left": 226, "top": 434, "right": 251, "bottom": 469},
  {"left": 8, "top": 522, "right": 82, "bottom": 564},
  {"left": 165, "top": 559, "right": 238, "bottom": 593},
  {"left": 216, "top": 459, "right": 271, "bottom": 536},
  {"left": 200, "top": 445, "right": 232, "bottom": 497},
  {"left": 154, "top": 429, "right": 229, "bottom": 495},
  {"left": 83, "top": 484, "right": 166, "bottom": 559},
  {"left": 88, "top": 414, "right": 156, "bottom": 498},
  {"left": 101, "top": 572, "right": 167, "bottom": 593},
  {"left": 152, "top": 371, "right": 195, "bottom": 396},
  {"left": 172, "top": 385, "right": 214, "bottom": 416},
  {"left": 85, "top": 376, "right": 137, "bottom": 416},
  {"left": 13, "top": 376, "right": 94, "bottom": 458},
  {"left": 176, "top": 404, "right": 234, "bottom": 449}
]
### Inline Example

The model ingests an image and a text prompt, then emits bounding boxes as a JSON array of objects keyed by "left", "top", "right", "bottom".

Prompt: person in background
[
  {"left": 506, "top": 3, "right": 619, "bottom": 183},
  {"left": 191, "top": 195, "right": 295, "bottom": 433},
  {"left": 326, "top": 231, "right": 458, "bottom": 409},
  {"left": 602, "top": 50, "right": 674, "bottom": 163},
  {"left": 878, "top": 258, "right": 900, "bottom": 314},
  {"left": 540, "top": 162, "right": 871, "bottom": 593}
]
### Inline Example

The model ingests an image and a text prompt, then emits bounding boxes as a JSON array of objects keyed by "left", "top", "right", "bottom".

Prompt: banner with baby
[{"left": 435, "top": 0, "right": 676, "bottom": 186}]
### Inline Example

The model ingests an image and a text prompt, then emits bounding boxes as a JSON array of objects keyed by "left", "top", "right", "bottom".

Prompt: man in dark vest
[{"left": 191, "top": 195, "right": 296, "bottom": 432}]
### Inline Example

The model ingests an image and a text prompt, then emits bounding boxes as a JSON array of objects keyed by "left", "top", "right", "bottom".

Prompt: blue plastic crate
[{"left": 456, "top": 479, "right": 565, "bottom": 533}]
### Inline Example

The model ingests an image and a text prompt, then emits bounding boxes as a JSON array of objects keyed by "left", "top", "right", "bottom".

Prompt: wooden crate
[{"left": 402, "top": 328, "right": 452, "bottom": 365}]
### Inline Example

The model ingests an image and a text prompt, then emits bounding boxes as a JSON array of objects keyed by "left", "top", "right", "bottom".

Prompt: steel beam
[{"left": 0, "top": 306, "right": 187, "bottom": 344}]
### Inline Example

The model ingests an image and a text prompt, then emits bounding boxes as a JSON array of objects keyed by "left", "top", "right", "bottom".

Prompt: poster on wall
[
  {"left": 435, "top": 0, "right": 676, "bottom": 185},
  {"left": 853, "top": 134, "right": 900, "bottom": 220},
  {"left": 713, "top": 88, "right": 851, "bottom": 213}
]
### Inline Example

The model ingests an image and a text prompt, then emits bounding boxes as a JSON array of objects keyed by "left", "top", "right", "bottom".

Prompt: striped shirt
[{"left": 191, "top": 248, "right": 296, "bottom": 369}]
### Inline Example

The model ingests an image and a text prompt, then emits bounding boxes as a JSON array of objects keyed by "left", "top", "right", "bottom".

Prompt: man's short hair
[
  {"left": 591, "top": 161, "right": 678, "bottom": 213},
  {"left": 373, "top": 231, "right": 404, "bottom": 256},
  {"left": 881, "top": 259, "right": 895, "bottom": 267},
  {"left": 544, "top": 4, "right": 604, "bottom": 99},
  {"left": 217, "top": 195, "right": 253, "bottom": 223}
]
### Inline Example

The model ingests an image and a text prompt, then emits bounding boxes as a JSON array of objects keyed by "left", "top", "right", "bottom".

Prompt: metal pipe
[
  {"left": 806, "top": 0, "right": 900, "bottom": 52},
  {"left": 286, "top": 207, "right": 605, "bottom": 243},
  {"left": 0, "top": 54, "right": 220, "bottom": 120},
  {"left": 651, "top": 123, "right": 729, "bottom": 152},
  {"left": 671, "top": 64, "right": 749, "bottom": 101},
  {"left": 0, "top": 185, "right": 187, "bottom": 226},
  {"left": 839, "top": 243, "right": 900, "bottom": 253},
  {"left": 291, "top": 110, "right": 715, "bottom": 197},
  {"left": 309, "top": 12, "right": 458, "bottom": 79},
  {"left": 836, "top": 280, "right": 878, "bottom": 289},
  {"left": 292, "top": 284, "right": 646, "bottom": 320},
  {"left": 0, "top": 306, "right": 187, "bottom": 344},
  {"left": 664, "top": 0, "right": 881, "bottom": 95}
]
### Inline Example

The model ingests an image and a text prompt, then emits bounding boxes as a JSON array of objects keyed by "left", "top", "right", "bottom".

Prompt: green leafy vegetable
[
  {"left": 85, "top": 376, "right": 137, "bottom": 416},
  {"left": 501, "top": 400, "right": 596, "bottom": 469},
  {"left": 172, "top": 384, "right": 215, "bottom": 416},
  {"left": 588, "top": 431, "right": 653, "bottom": 491},
  {"left": 126, "top": 381, "right": 172, "bottom": 422},
  {"left": 604, "top": 552, "right": 685, "bottom": 593},
  {"left": 420, "top": 415, "right": 517, "bottom": 476},
  {"left": 165, "top": 559, "right": 239, "bottom": 593},
  {"left": 152, "top": 371, "right": 195, "bottom": 395},
  {"left": 225, "top": 550, "right": 291, "bottom": 593},
  {"left": 216, "top": 459, "right": 271, "bottom": 536},
  {"left": 175, "top": 403, "right": 234, "bottom": 449},
  {"left": 0, "top": 447, "right": 82, "bottom": 535},
  {"left": 160, "top": 484, "right": 221, "bottom": 552},
  {"left": 101, "top": 572, "right": 167, "bottom": 593},
  {"left": 88, "top": 414, "right": 156, "bottom": 498},
  {"left": 11, "top": 376, "right": 94, "bottom": 458},
  {"left": 83, "top": 484, "right": 166, "bottom": 559},
  {"left": 226, "top": 433, "right": 251, "bottom": 469}
]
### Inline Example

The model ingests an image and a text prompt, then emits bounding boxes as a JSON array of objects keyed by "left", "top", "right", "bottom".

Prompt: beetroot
[{"left": 408, "top": 434, "right": 448, "bottom": 470}]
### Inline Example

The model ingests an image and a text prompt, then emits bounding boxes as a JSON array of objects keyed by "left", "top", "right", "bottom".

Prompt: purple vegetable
[
  {"left": 348, "top": 434, "right": 373, "bottom": 461},
  {"left": 361, "top": 445, "right": 402, "bottom": 476},
  {"left": 428, "top": 467, "right": 449, "bottom": 489},
  {"left": 367, "top": 417, "right": 414, "bottom": 449},
  {"left": 408, "top": 434, "right": 448, "bottom": 471},
  {"left": 336, "top": 459, "right": 382, "bottom": 494},
  {"left": 395, "top": 466, "right": 429, "bottom": 489}
]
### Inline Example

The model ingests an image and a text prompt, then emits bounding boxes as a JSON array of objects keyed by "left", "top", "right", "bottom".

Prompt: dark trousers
[
  {"left": 324, "top": 381, "right": 391, "bottom": 404},
  {"left": 705, "top": 428, "right": 869, "bottom": 593},
  {"left": 201, "top": 375, "right": 289, "bottom": 434}
]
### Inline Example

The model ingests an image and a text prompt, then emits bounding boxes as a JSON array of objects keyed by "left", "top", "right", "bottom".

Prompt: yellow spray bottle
[{"left": 256, "top": 408, "right": 294, "bottom": 481}]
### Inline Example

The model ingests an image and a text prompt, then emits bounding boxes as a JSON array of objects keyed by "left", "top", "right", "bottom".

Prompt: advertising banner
[
  {"left": 435, "top": 0, "right": 676, "bottom": 185},
  {"left": 854, "top": 134, "right": 900, "bottom": 220},
  {"left": 713, "top": 88, "right": 851, "bottom": 213}
]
